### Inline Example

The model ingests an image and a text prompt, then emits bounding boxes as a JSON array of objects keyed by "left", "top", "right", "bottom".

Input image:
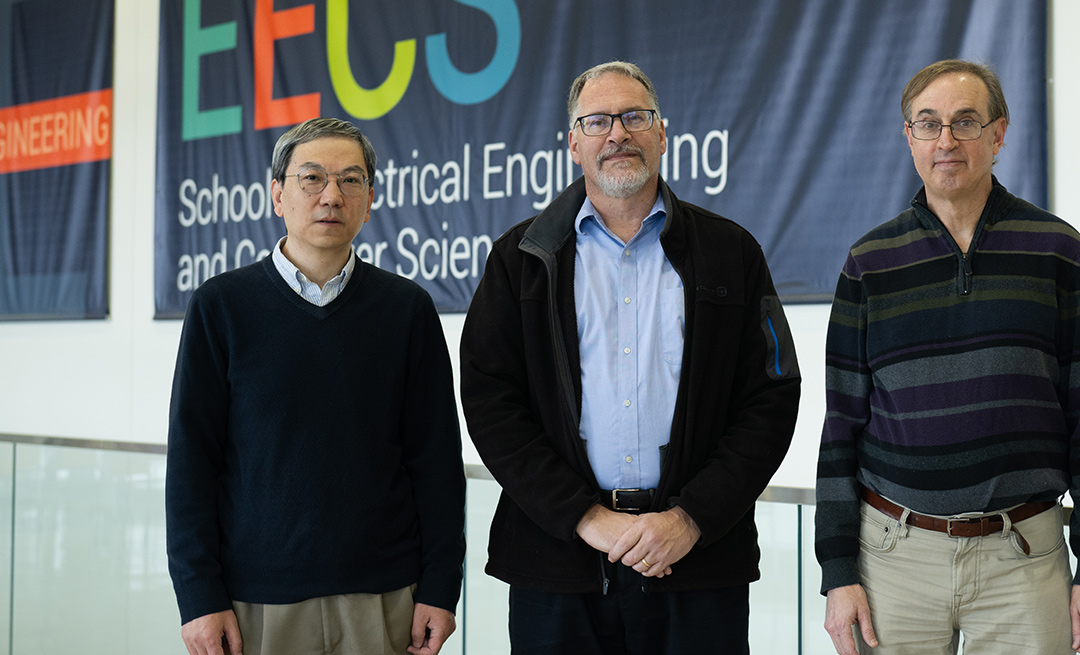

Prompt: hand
[
  {"left": 824, "top": 584, "right": 877, "bottom": 655},
  {"left": 407, "top": 603, "right": 456, "bottom": 655},
  {"left": 575, "top": 504, "right": 641, "bottom": 554},
  {"left": 180, "top": 609, "right": 242, "bottom": 655},
  {"left": 610, "top": 506, "right": 700, "bottom": 578},
  {"left": 1070, "top": 584, "right": 1080, "bottom": 651}
]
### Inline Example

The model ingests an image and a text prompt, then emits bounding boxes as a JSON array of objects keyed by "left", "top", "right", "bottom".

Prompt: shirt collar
[
  {"left": 271, "top": 236, "right": 356, "bottom": 292},
  {"left": 573, "top": 194, "right": 667, "bottom": 240}
]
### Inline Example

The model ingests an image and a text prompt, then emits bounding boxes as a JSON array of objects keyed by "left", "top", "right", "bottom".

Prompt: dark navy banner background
[
  {"left": 0, "top": 0, "right": 113, "bottom": 319},
  {"left": 154, "top": 0, "right": 1046, "bottom": 317}
]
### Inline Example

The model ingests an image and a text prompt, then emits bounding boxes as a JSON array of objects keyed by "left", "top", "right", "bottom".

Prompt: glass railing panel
[
  {"left": 799, "top": 503, "right": 835, "bottom": 654},
  {"left": 11, "top": 444, "right": 181, "bottom": 654},
  {"left": 0, "top": 437, "right": 839, "bottom": 653},
  {"left": 750, "top": 500, "right": 800, "bottom": 652},
  {"left": 0, "top": 442, "right": 12, "bottom": 655},
  {"left": 463, "top": 474, "right": 510, "bottom": 654}
]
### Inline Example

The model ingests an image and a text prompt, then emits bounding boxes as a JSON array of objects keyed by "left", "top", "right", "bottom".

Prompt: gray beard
[{"left": 594, "top": 147, "right": 650, "bottom": 198}]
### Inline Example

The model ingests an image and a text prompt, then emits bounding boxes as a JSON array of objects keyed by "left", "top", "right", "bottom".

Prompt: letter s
[{"left": 426, "top": 0, "right": 520, "bottom": 105}]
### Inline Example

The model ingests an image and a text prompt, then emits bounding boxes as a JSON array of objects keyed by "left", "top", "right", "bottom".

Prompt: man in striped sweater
[{"left": 816, "top": 60, "right": 1080, "bottom": 654}]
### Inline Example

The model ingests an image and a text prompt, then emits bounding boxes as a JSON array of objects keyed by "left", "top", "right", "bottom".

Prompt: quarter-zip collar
[{"left": 910, "top": 176, "right": 1016, "bottom": 296}]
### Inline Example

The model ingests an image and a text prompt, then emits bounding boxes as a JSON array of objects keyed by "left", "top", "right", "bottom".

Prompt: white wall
[{"left": 1, "top": 1, "right": 1077, "bottom": 491}]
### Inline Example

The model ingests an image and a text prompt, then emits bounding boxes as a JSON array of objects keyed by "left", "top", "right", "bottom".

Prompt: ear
[
  {"left": 271, "top": 178, "right": 285, "bottom": 218},
  {"left": 363, "top": 187, "right": 373, "bottom": 224},
  {"left": 568, "top": 126, "right": 583, "bottom": 165},
  {"left": 904, "top": 121, "right": 920, "bottom": 159},
  {"left": 658, "top": 116, "right": 667, "bottom": 156},
  {"left": 991, "top": 117, "right": 1007, "bottom": 155}
]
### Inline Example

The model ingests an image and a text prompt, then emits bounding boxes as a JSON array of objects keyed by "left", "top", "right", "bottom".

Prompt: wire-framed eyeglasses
[
  {"left": 290, "top": 167, "right": 369, "bottom": 196},
  {"left": 907, "top": 119, "right": 996, "bottom": 141}
]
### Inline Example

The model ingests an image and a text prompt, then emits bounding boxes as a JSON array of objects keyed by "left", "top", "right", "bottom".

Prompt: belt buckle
[
  {"left": 946, "top": 516, "right": 985, "bottom": 537},
  {"left": 612, "top": 488, "right": 642, "bottom": 511}
]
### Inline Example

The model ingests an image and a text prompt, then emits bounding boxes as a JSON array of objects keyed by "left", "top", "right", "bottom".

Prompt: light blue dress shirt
[
  {"left": 271, "top": 237, "right": 355, "bottom": 306},
  {"left": 574, "top": 195, "right": 684, "bottom": 491}
]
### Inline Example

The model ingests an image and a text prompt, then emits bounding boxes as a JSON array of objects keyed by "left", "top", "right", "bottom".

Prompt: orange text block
[{"left": 0, "top": 89, "right": 113, "bottom": 174}]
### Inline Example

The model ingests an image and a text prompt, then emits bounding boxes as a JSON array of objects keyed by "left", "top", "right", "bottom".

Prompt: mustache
[{"left": 596, "top": 143, "right": 646, "bottom": 167}]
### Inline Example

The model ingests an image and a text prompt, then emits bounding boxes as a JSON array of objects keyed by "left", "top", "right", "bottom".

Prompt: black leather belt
[{"left": 603, "top": 488, "right": 654, "bottom": 511}]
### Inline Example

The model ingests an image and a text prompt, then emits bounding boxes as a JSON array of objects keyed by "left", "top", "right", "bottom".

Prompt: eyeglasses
[
  {"left": 290, "top": 167, "right": 369, "bottom": 196},
  {"left": 907, "top": 119, "right": 996, "bottom": 141},
  {"left": 574, "top": 109, "right": 657, "bottom": 137}
]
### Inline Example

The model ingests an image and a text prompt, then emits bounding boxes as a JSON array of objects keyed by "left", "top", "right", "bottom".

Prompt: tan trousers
[
  {"left": 232, "top": 586, "right": 415, "bottom": 655},
  {"left": 856, "top": 500, "right": 1072, "bottom": 654}
]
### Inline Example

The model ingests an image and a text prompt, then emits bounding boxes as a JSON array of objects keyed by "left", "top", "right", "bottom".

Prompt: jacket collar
[{"left": 520, "top": 176, "right": 681, "bottom": 257}]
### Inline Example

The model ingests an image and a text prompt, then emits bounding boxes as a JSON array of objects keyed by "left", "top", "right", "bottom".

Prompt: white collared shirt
[{"left": 271, "top": 237, "right": 355, "bottom": 306}]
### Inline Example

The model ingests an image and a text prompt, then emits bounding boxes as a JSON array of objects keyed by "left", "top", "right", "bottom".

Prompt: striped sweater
[{"left": 815, "top": 180, "right": 1080, "bottom": 593}]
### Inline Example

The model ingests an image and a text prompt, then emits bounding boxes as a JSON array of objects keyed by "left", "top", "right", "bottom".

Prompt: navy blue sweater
[{"left": 167, "top": 256, "right": 465, "bottom": 624}]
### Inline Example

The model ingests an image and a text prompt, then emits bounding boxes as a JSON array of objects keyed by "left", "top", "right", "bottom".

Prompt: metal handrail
[{"left": 0, "top": 432, "right": 818, "bottom": 505}]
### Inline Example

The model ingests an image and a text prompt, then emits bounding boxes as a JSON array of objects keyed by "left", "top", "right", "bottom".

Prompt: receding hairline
[
  {"left": 909, "top": 77, "right": 993, "bottom": 120},
  {"left": 567, "top": 61, "right": 660, "bottom": 127},
  {"left": 900, "top": 59, "right": 1009, "bottom": 125}
]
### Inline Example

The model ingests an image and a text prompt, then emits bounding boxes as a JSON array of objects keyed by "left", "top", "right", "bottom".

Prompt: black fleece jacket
[{"left": 460, "top": 177, "right": 801, "bottom": 593}]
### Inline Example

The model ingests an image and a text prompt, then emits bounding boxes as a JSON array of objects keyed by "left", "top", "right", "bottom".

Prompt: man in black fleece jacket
[
  {"left": 167, "top": 118, "right": 464, "bottom": 655},
  {"left": 460, "top": 61, "right": 800, "bottom": 654}
]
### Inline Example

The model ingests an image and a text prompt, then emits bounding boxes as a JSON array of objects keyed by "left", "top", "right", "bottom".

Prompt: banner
[
  {"left": 0, "top": 0, "right": 113, "bottom": 320},
  {"left": 154, "top": 0, "right": 1047, "bottom": 317}
]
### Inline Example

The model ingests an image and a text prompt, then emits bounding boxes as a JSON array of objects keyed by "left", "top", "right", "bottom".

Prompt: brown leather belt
[{"left": 862, "top": 488, "right": 1056, "bottom": 554}]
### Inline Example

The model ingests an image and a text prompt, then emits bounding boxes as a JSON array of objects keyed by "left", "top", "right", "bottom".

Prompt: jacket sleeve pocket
[{"left": 759, "top": 295, "right": 800, "bottom": 381}]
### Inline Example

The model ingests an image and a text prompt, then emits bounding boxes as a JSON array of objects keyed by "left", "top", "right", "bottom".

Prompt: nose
[
  {"left": 936, "top": 126, "right": 958, "bottom": 149},
  {"left": 608, "top": 117, "right": 632, "bottom": 142},
  {"left": 319, "top": 175, "right": 345, "bottom": 205}
]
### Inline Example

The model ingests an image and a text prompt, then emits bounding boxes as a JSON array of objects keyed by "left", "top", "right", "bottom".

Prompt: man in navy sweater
[{"left": 167, "top": 118, "right": 465, "bottom": 655}]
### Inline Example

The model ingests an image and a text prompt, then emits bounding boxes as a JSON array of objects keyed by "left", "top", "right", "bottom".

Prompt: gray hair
[
  {"left": 567, "top": 61, "right": 661, "bottom": 128},
  {"left": 901, "top": 59, "right": 1009, "bottom": 125},
  {"left": 271, "top": 117, "right": 377, "bottom": 185}
]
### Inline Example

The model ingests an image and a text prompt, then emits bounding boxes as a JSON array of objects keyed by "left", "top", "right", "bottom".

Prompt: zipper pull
[{"left": 961, "top": 255, "right": 973, "bottom": 295}]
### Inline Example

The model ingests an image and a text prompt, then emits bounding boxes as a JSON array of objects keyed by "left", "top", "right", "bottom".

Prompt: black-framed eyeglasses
[
  {"left": 907, "top": 118, "right": 996, "bottom": 141},
  {"left": 575, "top": 109, "right": 657, "bottom": 137},
  {"left": 291, "top": 167, "right": 369, "bottom": 197}
]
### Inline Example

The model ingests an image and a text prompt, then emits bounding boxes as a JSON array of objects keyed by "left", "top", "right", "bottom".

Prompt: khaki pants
[
  {"left": 232, "top": 586, "right": 416, "bottom": 655},
  {"left": 856, "top": 500, "right": 1072, "bottom": 654}
]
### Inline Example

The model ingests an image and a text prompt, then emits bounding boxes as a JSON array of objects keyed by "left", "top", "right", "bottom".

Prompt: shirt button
[
  {"left": 623, "top": 400, "right": 631, "bottom": 407},
  {"left": 624, "top": 297, "right": 631, "bottom": 304},
  {"left": 625, "top": 456, "right": 633, "bottom": 463},
  {"left": 624, "top": 250, "right": 631, "bottom": 257},
  {"left": 623, "top": 347, "right": 631, "bottom": 355}
]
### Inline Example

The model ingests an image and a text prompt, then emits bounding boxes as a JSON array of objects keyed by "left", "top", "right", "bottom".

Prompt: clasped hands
[{"left": 575, "top": 504, "right": 701, "bottom": 578}]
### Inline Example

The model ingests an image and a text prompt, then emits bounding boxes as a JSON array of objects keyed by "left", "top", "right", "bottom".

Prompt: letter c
[{"left": 327, "top": 0, "right": 416, "bottom": 119}]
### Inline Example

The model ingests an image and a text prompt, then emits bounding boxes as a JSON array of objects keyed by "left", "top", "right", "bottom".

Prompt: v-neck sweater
[{"left": 167, "top": 256, "right": 465, "bottom": 624}]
